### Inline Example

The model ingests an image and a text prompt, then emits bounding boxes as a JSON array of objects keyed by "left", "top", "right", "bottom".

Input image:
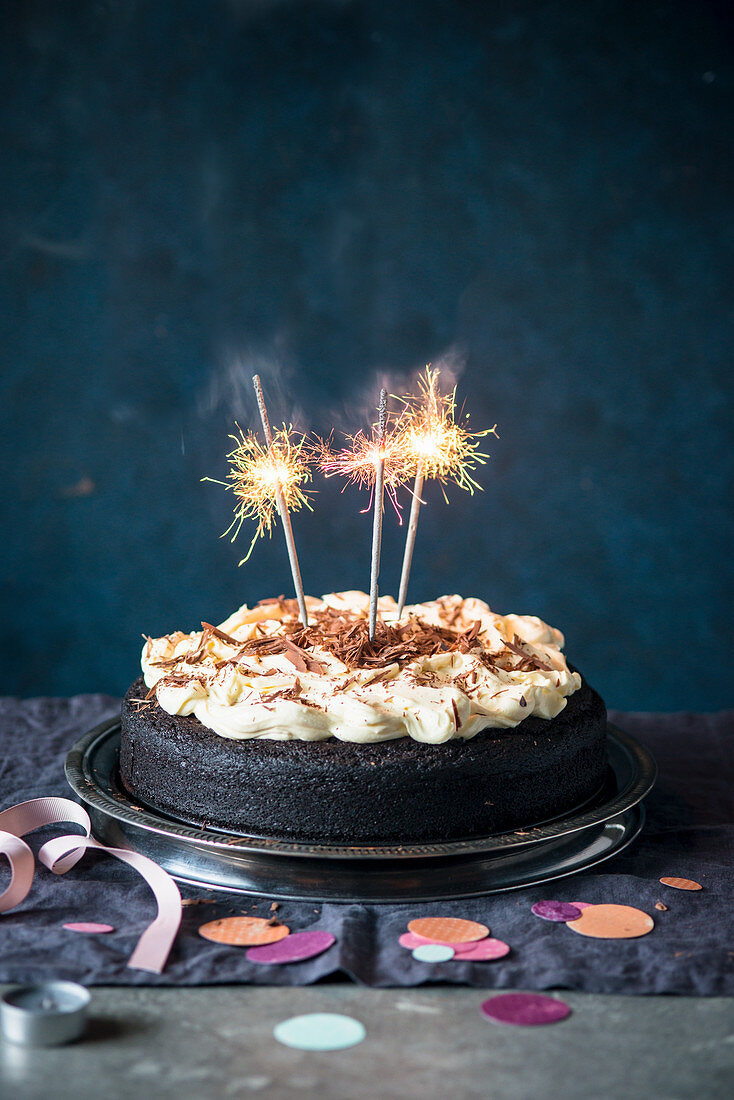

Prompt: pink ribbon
[{"left": 0, "top": 797, "right": 181, "bottom": 973}]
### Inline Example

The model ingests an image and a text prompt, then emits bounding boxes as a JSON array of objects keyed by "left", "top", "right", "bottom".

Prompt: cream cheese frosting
[{"left": 140, "top": 593, "right": 581, "bottom": 744}]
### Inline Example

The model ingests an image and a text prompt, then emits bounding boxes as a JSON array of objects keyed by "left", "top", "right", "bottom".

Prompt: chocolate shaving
[
  {"left": 451, "top": 699, "right": 462, "bottom": 730},
  {"left": 284, "top": 638, "right": 326, "bottom": 674},
  {"left": 282, "top": 643, "right": 307, "bottom": 673},
  {"left": 146, "top": 673, "right": 207, "bottom": 699},
  {"left": 502, "top": 634, "right": 552, "bottom": 671},
  {"left": 141, "top": 604, "right": 558, "bottom": 688},
  {"left": 201, "top": 622, "right": 241, "bottom": 647},
  {"left": 130, "top": 698, "right": 155, "bottom": 710},
  {"left": 363, "top": 667, "right": 397, "bottom": 686}
]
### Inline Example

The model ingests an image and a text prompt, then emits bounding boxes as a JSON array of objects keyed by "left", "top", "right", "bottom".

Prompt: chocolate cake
[{"left": 119, "top": 593, "right": 608, "bottom": 843}]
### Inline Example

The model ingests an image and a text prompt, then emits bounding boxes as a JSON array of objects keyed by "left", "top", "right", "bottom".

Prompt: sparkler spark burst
[
  {"left": 209, "top": 424, "right": 312, "bottom": 563},
  {"left": 317, "top": 425, "right": 412, "bottom": 513},
  {"left": 396, "top": 366, "right": 497, "bottom": 495}
]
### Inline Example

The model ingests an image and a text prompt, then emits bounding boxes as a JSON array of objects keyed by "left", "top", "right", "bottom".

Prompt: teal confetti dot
[
  {"left": 412, "top": 943, "right": 456, "bottom": 963},
  {"left": 273, "top": 1013, "right": 366, "bottom": 1051}
]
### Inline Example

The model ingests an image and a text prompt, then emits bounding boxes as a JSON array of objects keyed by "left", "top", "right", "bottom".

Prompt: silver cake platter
[{"left": 65, "top": 721, "right": 656, "bottom": 903}]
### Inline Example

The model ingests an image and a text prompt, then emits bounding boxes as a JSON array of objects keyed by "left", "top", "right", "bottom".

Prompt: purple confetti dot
[
  {"left": 531, "top": 900, "right": 583, "bottom": 922},
  {"left": 246, "top": 930, "right": 335, "bottom": 965},
  {"left": 481, "top": 993, "right": 572, "bottom": 1026}
]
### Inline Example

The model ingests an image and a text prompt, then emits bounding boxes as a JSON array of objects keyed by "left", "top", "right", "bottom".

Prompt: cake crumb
[{"left": 655, "top": 902, "right": 668, "bottom": 911}]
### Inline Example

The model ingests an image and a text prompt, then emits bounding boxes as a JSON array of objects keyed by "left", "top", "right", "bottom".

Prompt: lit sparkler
[
  {"left": 319, "top": 389, "right": 409, "bottom": 639},
  {"left": 252, "top": 374, "right": 310, "bottom": 625},
  {"left": 203, "top": 376, "right": 311, "bottom": 624},
  {"left": 395, "top": 366, "right": 497, "bottom": 617}
]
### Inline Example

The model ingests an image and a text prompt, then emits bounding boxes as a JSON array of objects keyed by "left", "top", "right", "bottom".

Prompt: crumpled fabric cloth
[{"left": 0, "top": 695, "right": 731, "bottom": 993}]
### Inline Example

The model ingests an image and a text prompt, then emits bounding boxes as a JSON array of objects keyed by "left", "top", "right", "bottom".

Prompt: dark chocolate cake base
[{"left": 119, "top": 675, "right": 608, "bottom": 843}]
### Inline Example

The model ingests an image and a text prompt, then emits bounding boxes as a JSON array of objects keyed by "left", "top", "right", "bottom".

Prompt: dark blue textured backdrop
[{"left": 1, "top": 0, "right": 732, "bottom": 710}]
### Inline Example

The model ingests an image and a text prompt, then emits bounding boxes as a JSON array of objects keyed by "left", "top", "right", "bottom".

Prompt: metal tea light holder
[{"left": 0, "top": 982, "right": 90, "bottom": 1047}]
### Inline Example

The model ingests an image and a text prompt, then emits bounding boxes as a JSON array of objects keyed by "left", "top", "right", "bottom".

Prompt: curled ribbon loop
[{"left": 0, "top": 797, "right": 181, "bottom": 973}]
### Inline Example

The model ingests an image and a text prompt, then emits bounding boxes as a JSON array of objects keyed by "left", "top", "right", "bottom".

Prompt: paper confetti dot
[
  {"left": 566, "top": 904, "right": 654, "bottom": 939},
  {"left": 198, "top": 916, "right": 290, "bottom": 946},
  {"left": 273, "top": 1013, "right": 365, "bottom": 1051},
  {"left": 407, "top": 917, "right": 489, "bottom": 944},
  {"left": 453, "top": 938, "right": 511, "bottom": 961},
  {"left": 246, "top": 930, "right": 335, "bottom": 965},
  {"left": 62, "top": 922, "right": 114, "bottom": 934},
  {"left": 531, "top": 900, "right": 583, "bottom": 922},
  {"left": 411, "top": 943, "right": 456, "bottom": 963},
  {"left": 398, "top": 932, "right": 434, "bottom": 950},
  {"left": 481, "top": 993, "right": 571, "bottom": 1026},
  {"left": 660, "top": 877, "right": 702, "bottom": 891}
]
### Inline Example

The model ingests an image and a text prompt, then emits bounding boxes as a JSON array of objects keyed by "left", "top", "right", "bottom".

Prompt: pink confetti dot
[
  {"left": 453, "top": 938, "right": 510, "bottom": 961},
  {"left": 63, "top": 922, "right": 115, "bottom": 934},
  {"left": 398, "top": 932, "right": 436, "bottom": 950}
]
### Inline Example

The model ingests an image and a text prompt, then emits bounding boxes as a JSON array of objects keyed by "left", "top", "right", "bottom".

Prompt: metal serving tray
[{"left": 65, "top": 722, "right": 656, "bottom": 902}]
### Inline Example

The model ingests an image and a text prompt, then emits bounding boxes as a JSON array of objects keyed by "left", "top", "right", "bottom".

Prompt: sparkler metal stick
[
  {"left": 368, "top": 388, "right": 387, "bottom": 640},
  {"left": 396, "top": 464, "right": 424, "bottom": 618},
  {"left": 252, "top": 374, "right": 309, "bottom": 626}
]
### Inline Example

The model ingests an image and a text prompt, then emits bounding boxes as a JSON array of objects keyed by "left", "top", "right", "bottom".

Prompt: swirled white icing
[{"left": 140, "top": 593, "right": 581, "bottom": 744}]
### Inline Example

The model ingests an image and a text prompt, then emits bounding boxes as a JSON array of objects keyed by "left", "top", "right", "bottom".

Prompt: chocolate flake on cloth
[
  {"left": 481, "top": 993, "right": 571, "bottom": 1026},
  {"left": 531, "top": 901, "right": 583, "bottom": 922},
  {"left": 198, "top": 917, "right": 290, "bottom": 946},
  {"left": 660, "top": 877, "right": 703, "bottom": 891},
  {"left": 246, "top": 930, "right": 335, "bottom": 965},
  {"left": 0, "top": 695, "right": 732, "bottom": 994},
  {"left": 566, "top": 904, "right": 654, "bottom": 939}
]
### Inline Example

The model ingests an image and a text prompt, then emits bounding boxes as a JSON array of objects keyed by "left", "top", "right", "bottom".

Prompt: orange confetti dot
[
  {"left": 566, "top": 904, "right": 654, "bottom": 939},
  {"left": 198, "top": 917, "right": 291, "bottom": 946},
  {"left": 659, "top": 877, "right": 702, "bottom": 891},
  {"left": 407, "top": 917, "right": 489, "bottom": 944}
]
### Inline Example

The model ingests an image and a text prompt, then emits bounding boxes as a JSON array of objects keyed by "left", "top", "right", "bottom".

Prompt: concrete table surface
[{"left": 1, "top": 985, "right": 732, "bottom": 1100}]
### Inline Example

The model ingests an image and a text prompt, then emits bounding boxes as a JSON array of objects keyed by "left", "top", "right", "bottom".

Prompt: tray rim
[
  {"left": 157, "top": 806, "right": 646, "bottom": 901},
  {"left": 65, "top": 719, "right": 656, "bottom": 862}
]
